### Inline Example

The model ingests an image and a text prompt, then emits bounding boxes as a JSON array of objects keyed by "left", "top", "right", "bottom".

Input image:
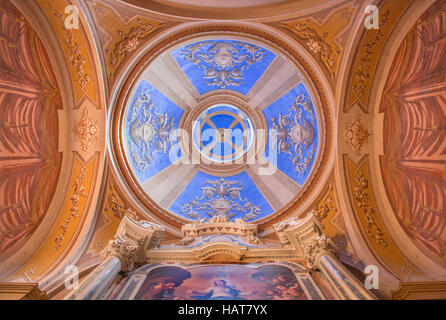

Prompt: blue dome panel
[
  {"left": 171, "top": 40, "right": 276, "bottom": 95},
  {"left": 125, "top": 80, "right": 184, "bottom": 183},
  {"left": 262, "top": 83, "right": 318, "bottom": 186},
  {"left": 169, "top": 170, "right": 274, "bottom": 222}
]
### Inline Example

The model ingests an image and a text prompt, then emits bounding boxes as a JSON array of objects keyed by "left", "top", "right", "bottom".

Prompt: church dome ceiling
[{"left": 112, "top": 34, "right": 326, "bottom": 227}]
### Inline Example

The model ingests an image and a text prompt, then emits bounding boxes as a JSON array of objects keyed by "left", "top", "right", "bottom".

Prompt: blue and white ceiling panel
[
  {"left": 169, "top": 170, "right": 274, "bottom": 222},
  {"left": 262, "top": 83, "right": 318, "bottom": 186},
  {"left": 171, "top": 40, "right": 276, "bottom": 95},
  {"left": 125, "top": 79, "right": 183, "bottom": 183}
]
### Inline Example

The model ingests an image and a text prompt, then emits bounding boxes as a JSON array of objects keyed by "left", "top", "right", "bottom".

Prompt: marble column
[
  {"left": 274, "top": 213, "right": 377, "bottom": 300},
  {"left": 304, "top": 235, "right": 376, "bottom": 300},
  {"left": 64, "top": 211, "right": 165, "bottom": 300}
]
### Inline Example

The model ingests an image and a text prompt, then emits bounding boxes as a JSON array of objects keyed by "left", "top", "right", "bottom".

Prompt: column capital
[
  {"left": 103, "top": 237, "right": 139, "bottom": 272},
  {"left": 101, "top": 210, "right": 166, "bottom": 272},
  {"left": 273, "top": 212, "right": 338, "bottom": 269},
  {"left": 302, "top": 235, "right": 337, "bottom": 270}
]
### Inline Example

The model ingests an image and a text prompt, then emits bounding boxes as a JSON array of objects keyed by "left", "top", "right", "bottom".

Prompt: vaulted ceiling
[{"left": 0, "top": 0, "right": 444, "bottom": 299}]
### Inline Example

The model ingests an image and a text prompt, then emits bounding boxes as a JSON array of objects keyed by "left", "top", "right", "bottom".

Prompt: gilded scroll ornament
[
  {"left": 351, "top": 169, "right": 387, "bottom": 247},
  {"left": 284, "top": 5, "right": 354, "bottom": 77},
  {"left": 47, "top": 4, "right": 90, "bottom": 91},
  {"left": 351, "top": 10, "right": 389, "bottom": 102},
  {"left": 91, "top": 2, "right": 162, "bottom": 77},
  {"left": 55, "top": 163, "right": 88, "bottom": 250}
]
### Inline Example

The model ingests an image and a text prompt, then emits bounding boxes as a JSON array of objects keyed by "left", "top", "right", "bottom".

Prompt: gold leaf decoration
[
  {"left": 284, "top": 4, "right": 354, "bottom": 77},
  {"left": 73, "top": 108, "right": 100, "bottom": 151},
  {"left": 91, "top": 2, "right": 162, "bottom": 78},
  {"left": 344, "top": 114, "right": 370, "bottom": 156}
]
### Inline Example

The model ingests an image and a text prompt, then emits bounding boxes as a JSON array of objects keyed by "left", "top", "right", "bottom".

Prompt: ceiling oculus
[{"left": 192, "top": 104, "right": 254, "bottom": 163}]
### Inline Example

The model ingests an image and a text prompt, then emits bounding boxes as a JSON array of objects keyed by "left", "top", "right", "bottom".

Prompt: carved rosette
[
  {"left": 344, "top": 114, "right": 370, "bottom": 156},
  {"left": 73, "top": 108, "right": 100, "bottom": 151}
]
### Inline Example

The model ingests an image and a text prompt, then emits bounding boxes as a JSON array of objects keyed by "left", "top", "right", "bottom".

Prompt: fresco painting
[
  {"left": 0, "top": 1, "right": 62, "bottom": 254},
  {"left": 134, "top": 264, "right": 308, "bottom": 300},
  {"left": 380, "top": 1, "right": 446, "bottom": 261}
]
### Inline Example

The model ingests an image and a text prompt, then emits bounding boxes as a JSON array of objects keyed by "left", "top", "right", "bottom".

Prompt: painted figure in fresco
[
  {"left": 251, "top": 265, "right": 307, "bottom": 300},
  {"left": 275, "top": 283, "right": 307, "bottom": 300},
  {"left": 188, "top": 279, "right": 256, "bottom": 300},
  {"left": 135, "top": 266, "right": 191, "bottom": 300}
]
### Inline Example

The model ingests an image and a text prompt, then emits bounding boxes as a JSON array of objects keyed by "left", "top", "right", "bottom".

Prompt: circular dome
[{"left": 113, "top": 32, "right": 328, "bottom": 226}]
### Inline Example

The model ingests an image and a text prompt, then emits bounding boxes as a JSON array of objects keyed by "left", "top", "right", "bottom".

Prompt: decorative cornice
[
  {"left": 102, "top": 212, "right": 166, "bottom": 272},
  {"left": 55, "top": 161, "right": 88, "bottom": 250},
  {"left": 0, "top": 282, "right": 48, "bottom": 300}
]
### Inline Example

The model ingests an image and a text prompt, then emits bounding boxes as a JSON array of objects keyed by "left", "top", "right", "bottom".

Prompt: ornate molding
[
  {"left": 0, "top": 282, "right": 48, "bottom": 300},
  {"left": 102, "top": 212, "right": 166, "bottom": 272},
  {"left": 103, "top": 236, "right": 139, "bottom": 272},
  {"left": 302, "top": 235, "right": 336, "bottom": 270},
  {"left": 311, "top": 184, "right": 337, "bottom": 223},
  {"left": 345, "top": 0, "right": 412, "bottom": 112},
  {"left": 54, "top": 162, "right": 88, "bottom": 250},
  {"left": 272, "top": 213, "right": 339, "bottom": 270},
  {"left": 181, "top": 215, "right": 259, "bottom": 238},
  {"left": 344, "top": 114, "right": 370, "bottom": 156},
  {"left": 345, "top": 157, "right": 414, "bottom": 279},
  {"left": 39, "top": 0, "right": 97, "bottom": 104},
  {"left": 282, "top": 4, "right": 354, "bottom": 77},
  {"left": 179, "top": 40, "right": 265, "bottom": 88},
  {"left": 91, "top": 2, "right": 162, "bottom": 78},
  {"left": 351, "top": 168, "right": 386, "bottom": 248},
  {"left": 273, "top": 217, "right": 303, "bottom": 246},
  {"left": 72, "top": 108, "right": 100, "bottom": 151}
]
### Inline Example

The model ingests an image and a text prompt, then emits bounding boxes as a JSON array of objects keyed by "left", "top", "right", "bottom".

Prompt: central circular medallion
[{"left": 192, "top": 104, "right": 254, "bottom": 163}]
